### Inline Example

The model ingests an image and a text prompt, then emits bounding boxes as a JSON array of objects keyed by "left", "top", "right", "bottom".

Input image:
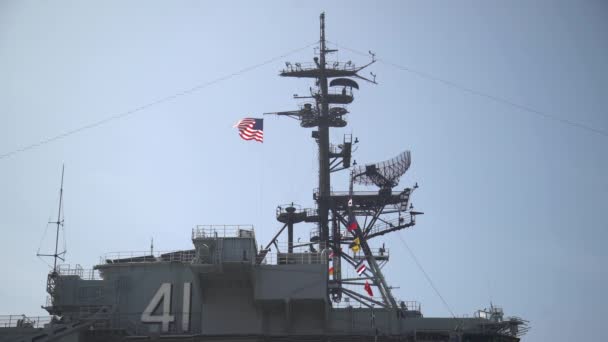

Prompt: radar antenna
[
  {"left": 261, "top": 13, "right": 422, "bottom": 314},
  {"left": 352, "top": 151, "right": 411, "bottom": 190}
]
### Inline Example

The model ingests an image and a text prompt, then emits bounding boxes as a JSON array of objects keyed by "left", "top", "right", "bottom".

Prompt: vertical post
[
  {"left": 52, "top": 164, "right": 65, "bottom": 272},
  {"left": 317, "top": 12, "right": 331, "bottom": 250},
  {"left": 287, "top": 221, "right": 294, "bottom": 253}
]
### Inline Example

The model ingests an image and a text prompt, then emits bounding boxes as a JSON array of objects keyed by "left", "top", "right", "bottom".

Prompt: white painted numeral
[
  {"left": 141, "top": 283, "right": 175, "bottom": 332},
  {"left": 141, "top": 282, "right": 192, "bottom": 333}
]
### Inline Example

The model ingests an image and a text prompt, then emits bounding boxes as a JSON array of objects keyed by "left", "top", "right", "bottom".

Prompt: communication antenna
[
  {"left": 352, "top": 151, "right": 411, "bottom": 190},
  {"left": 37, "top": 164, "right": 67, "bottom": 274},
  {"left": 262, "top": 13, "right": 421, "bottom": 312}
]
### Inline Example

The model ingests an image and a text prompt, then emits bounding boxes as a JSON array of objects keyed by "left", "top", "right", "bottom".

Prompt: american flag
[{"left": 233, "top": 118, "right": 263, "bottom": 142}]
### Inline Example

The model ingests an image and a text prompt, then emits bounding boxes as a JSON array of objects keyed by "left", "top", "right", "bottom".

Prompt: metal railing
[
  {"left": 260, "top": 252, "right": 328, "bottom": 265},
  {"left": 475, "top": 306, "right": 504, "bottom": 321},
  {"left": 318, "top": 88, "right": 354, "bottom": 97},
  {"left": 310, "top": 215, "right": 414, "bottom": 242},
  {"left": 100, "top": 250, "right": 196, "bottom": 265},
  {"left": 303, "top": 208, "right": 319, "bottom": 219},
  {"left": 332, "top": 299, "right": 420, "bottom": 312},
  {"left": 0, "top": 315, "right": 52, "bottom": 328},
  {"left": 192, "top": 225, "right": 255, "bottom": 239},
  {"left": 270, "top": 241, "right": 323, "bottom": 251},
  {"left": 313, "top": 189, "right": 384, "bottom": 198},
  {"left": 56, "top": 264, "right": 102, "bottom": 280},
  {"left": 351, "top": 248, "right": 390, "bottom": 261},
  {"left": 365, "top": 216, "right": 414, "bottom": 238},
  {"left": 400, "top": 301, "right": 421, "bottom": 312},
  {"left": 281, "top": 61, "right": 359, "bottom": 74}
]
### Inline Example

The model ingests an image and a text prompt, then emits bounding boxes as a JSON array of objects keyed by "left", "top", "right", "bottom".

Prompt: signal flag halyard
[{"left": 233, "top": 118, "right": 264, "bottom": 142}]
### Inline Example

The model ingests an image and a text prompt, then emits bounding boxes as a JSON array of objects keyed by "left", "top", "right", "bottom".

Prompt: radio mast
[
  {"left": 265, "top": 13, "right": 421, "bottom": 310},
  {"left": 37, "top": 164, "right": 66, "bottom": 273}
]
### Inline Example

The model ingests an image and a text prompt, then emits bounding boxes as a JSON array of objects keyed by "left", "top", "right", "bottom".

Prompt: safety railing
[
  {"left": 192, "top": 225, "right": 255, "bottom": 239},
  {"left": 0, "top": 315, "right": 52, "bottom": 328},
  {"left": 331, "top": 299, "right": 420, "bottom": 312},
  {"left": 475, "top": 306, "right": 504, "bottom": 321},
  {"left": 317, "top": 88, "right": 354, "bottom": 97},
  {"left": 313, "top": 189, "right": 383, "bottom": 198},
  {"left": 332, "top": 297, "right": 369, "bottom": 309},
  {"left": 100, "top": 250, "right": 196, "bottom": 265},
  {"left": 400, "top": 301, "right": 421, "bottom": 312},
  {"left": 312, "top": 216, "right": 414, "bottom": 241},
  {"left": 304, "top": 208, "right": 319, "bottom": 218},
  {"left": 264, "top": 241, "right": 330, "bottom": 254},
  {"left": 364, "top": 216, "right": 414, "bottom": 238},
  {"left": 275, "top": 204, "right": 311, "bottom": 222},
  {"left": 351, "top": 248, "right": 390, "bottom": 261},
  {"left": 281, "top": 61, "right": 359, "bottom": 74},
  {"left": 56, "top": 264, "right": 102, "bottom": 280},
  {"left": 260, "top": 251, "right": 328, "bottom": 265}
]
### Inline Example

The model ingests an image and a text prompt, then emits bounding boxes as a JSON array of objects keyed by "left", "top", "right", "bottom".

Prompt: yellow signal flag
[{"left": 350, "top": 237, "right": 361, "bottom": 253}]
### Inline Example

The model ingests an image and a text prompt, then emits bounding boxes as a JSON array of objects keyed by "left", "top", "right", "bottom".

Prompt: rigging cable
[
  {"left": 331, "top": 42, "right": 608, "bottom": 138},
  {"left": 396, "top": 232, "right": 456, "bottom": 318},
  {"left": 0, "top": 42, "right": 318, "bottom": 161}
]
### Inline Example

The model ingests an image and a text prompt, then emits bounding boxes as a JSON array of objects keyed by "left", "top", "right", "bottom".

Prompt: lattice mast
[
  {"left": 37, "top": 165, "right": 67, "bottom": 303},
  {"left": 276, "top": 13, "right": 372, "bottom": 249},
  {"left": 267, "top": 13, "right": 420, "bottom": 311},
  {"left": 37, "top": 165, "right": 67, "bottom": 273}
]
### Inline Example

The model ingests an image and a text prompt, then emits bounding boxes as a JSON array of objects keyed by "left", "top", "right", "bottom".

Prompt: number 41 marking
[{"left": 141, "top": 282, "right": 192, "bottom": 332}]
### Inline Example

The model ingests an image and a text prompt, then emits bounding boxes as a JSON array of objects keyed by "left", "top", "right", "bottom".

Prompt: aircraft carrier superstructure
[{"left": 0, "top": 14, "right": 527, "bottom": 342}]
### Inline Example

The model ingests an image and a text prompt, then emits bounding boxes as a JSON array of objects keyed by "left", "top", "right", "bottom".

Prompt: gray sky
[{"left": 1, "top": 1, "right": 607, "bottom": 341}]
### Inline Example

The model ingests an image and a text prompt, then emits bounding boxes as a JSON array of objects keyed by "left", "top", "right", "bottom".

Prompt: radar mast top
[{"left": 264, "top": 13, "right": 421, "bottom": 311}]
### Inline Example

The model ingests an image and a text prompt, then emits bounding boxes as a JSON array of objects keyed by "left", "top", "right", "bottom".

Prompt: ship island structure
[{"left": 0, "top": 14, "right": 527, "bottom": 342}]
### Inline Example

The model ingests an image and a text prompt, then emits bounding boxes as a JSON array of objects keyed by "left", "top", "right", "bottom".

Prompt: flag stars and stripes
[{"left": 233, "top": 118, "right": 264, "bottom": 142}]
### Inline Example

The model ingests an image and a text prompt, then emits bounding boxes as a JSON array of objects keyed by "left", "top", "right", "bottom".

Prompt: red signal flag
[
  {"left": 364, "top": 280, "right": 374, "bottom": 297},
  {"left": 348, "top": 216, "right": 358, "bottom": 231}
]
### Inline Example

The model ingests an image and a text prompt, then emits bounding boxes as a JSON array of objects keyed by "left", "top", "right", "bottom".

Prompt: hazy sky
[{"left": 1, "top": 1, "right": 606, "bottom": 341}]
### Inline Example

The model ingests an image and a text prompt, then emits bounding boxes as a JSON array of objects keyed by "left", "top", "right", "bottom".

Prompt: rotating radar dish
[{"left": 352, "top": 151, "right": 411, "bottom": 189}]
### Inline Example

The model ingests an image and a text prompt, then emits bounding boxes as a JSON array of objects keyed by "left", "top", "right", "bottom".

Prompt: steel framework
[{"left": 263, "top": 13, "right": 422, "bottom": 312}]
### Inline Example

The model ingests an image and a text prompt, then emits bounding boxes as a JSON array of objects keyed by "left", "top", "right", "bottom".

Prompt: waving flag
[
  {"left": 233, "top": 118, "right": 263, "bottom": 142},
  {"left": 350, "top": 237, "right": 361, "bottom": 253},
  {"left": 364, "top": 280, "right": 374, "bottom": 296},
  {"left": 355, "top": 260, "right": 367, "bottom": 275},
  {"left": 347, "top": 215, "right": 359, "bottom": 232}
]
